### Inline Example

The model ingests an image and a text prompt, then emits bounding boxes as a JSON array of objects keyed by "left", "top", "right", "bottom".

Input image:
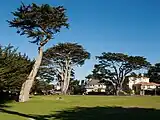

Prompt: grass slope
[{"left": 0, "top": 95, "right": 160, "bottom": 120}]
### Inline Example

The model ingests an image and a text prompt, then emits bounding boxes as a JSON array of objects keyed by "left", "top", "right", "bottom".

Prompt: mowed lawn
[{"left": 0, "top": 95, "right": 160, "bottom": 120}]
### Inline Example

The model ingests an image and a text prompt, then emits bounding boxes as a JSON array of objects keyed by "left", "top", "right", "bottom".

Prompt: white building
[
  {"left": 128, "top": 76, "right": 160, "bottom": 95},
  {"left": 85, "top": 76, "right": 160, "bottom": 95},
  {"left": 128, "top": 76, "right": 149, "bottom": 90},
  {"left": 85, "top": 79, "right": 106, "bottom": 93}
]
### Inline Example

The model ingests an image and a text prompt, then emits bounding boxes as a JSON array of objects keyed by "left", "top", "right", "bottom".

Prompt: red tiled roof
[{"left": 135, "top": 82, "right": 160, "bottom": 86}]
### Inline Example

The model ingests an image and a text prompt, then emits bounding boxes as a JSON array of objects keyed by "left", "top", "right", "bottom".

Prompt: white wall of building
[
  {"left": 128, "top": 77, "right": 149, "bottom": 90},
  {"left": 141, "top": 85, "right": 156, "bottom": 90},
  {"left": 85, "top": 84, "right": 106, "bottom": 93}
]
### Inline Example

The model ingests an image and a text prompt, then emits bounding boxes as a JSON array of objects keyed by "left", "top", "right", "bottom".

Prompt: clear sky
[{"left": 1, "top": 0, "right": 160, "bottom": 80}]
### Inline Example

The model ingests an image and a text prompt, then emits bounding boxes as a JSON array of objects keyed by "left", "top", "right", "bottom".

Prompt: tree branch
[
  {"left": 40, "top": 38, "right": 50, "bottom": 47},
  {"left": 111, "top": 61, "right": 118, "bottom": 80},
  {"left": 102, "top": 78, "right": 116, "bottom": 86}
]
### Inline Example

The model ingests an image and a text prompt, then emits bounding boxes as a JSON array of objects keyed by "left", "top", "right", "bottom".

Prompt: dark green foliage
[
  {"left": 68, "top": 80, "right": 85, "bottom": 95},
  {"left": 38, "top": 65, "right": 75, "bottom": 84},
  {"left": 148, "top": 63, "right": 160, "bottom": 83},
  {"left": 8, "top": 3, "right": 69, "bottom": 46},
  {"left": 37, "top": 67, "right": 58, "bottom": 83},
  {"left": 31, "top": 79, "right": 53, "bottom": 95},
  {"left": 96, "top": 52, "right": 150, "bottom": 72},
  {"left": 93, "top": 52, "right": 150, "bottom": 81},
  {"left": 0, "top": 44, "right": 33, "bottom": 91},
  {"left": 44, "top": 43, "right": 90, "bottom": 66}
]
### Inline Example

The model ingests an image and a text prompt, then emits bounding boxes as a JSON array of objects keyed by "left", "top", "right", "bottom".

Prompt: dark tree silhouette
[
  {"left": 0, "top": 44, "right": 33, "bottom": 102},
  {"left": 148, "top": 63, "right": 160, "bottom": 83}
]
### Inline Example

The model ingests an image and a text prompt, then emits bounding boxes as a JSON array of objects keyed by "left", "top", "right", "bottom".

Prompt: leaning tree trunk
[{"left": 19, "top": 47, "right": 43, "bottom": 102}]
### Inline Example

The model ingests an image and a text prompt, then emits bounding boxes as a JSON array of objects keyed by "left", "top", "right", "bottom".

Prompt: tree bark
[
  {"left": 116, "top": 83, "right": 123, "bottom": 96},
  {"left": 60, "top": 81, "right": 64, "bottom": 92},
  {"left": 63, "top": 66, "right": 72, "bottom": 94},
  {"left": 19, "top": 47, "right": 43, "bottom": 102},
  {"left": 61, "top": 60, "right": 69, "bottom": 94},
  {"left": 116, "top": 86, "right": 121, "bottom": 96},
  {"left": 60, "top": 72, "right": 64, "bottom": 93},
  {"left": 61, "top": 75, "right": 67, "bottom": 94}
]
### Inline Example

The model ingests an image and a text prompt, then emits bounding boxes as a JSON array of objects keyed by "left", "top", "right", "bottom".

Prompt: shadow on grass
[
  {"left": 0, "top": 106, "right": 160, "bottom": 120},
  {"left": 0, "top": 94, "right": 12, "bottom": 108},
  {"left": 0, "top": 97, "right": 9, "bottom": 108}
]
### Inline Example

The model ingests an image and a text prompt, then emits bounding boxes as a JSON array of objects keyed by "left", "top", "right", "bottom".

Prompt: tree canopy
[
  {"left": 0, "top": 44, "right": 33, "bottom": 92},
  {"left": 44, "top": 43, "right": 90, "bottom": 65},
  {"left": 8, "top": 3, "right": 69, "bottom": 47},
  {"left": 148, "top": 63, "right": 160, "bottom": 83},
  {"left": 42, "top": 42, "right": 90, "bottom": 94},
  {"left": 88, "top": 52, "right": 150, "bottom": 95}
]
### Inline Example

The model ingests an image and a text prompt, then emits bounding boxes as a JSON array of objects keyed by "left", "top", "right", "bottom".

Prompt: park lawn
[{"left": 0, "top": 95, "right": 160, "bottom": 120}]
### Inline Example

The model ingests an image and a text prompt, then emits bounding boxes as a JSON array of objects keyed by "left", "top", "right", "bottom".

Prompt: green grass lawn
[{"left": 0, "top": 95, "right": 160, "bottom": 120}]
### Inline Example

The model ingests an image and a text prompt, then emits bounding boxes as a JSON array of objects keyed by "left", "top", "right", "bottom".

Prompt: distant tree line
[
  {"left": 86, "top": 52, "right": 150, "bottom": 95},
  {"left": 1, "top": 43, "right": 160, "bottom": 101}
]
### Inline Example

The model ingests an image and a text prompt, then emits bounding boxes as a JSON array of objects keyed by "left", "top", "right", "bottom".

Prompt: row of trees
[
  {"left": 1, "top": 43, "right": 160, "bottom": 100},
  {"left": 0, "top": 42, "right": 90, "bottom": 99},
  {"left": 1, "top": 2, "right": 160, "bottom": 102},
  {"left": 3, "top": 2, "right": 90, "bottom": 102}
]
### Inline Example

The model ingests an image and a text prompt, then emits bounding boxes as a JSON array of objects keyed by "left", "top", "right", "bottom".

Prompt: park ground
[{"left": 0, "top": 95, "right": 160, "bottom": 120}]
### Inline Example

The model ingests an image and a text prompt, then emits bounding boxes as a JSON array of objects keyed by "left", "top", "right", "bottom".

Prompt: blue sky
[{"left": 1, "top": 0, "right": 160, "bottom": 80}]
